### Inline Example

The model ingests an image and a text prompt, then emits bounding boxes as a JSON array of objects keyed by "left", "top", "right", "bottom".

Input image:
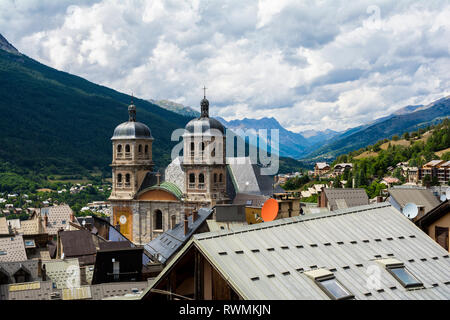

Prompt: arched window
[
  {"left": 200, "top": 142, "right": 205, "bottom": 156},
  {"left": 145, "top": 145, "right": 149, "bottom": 154},
  {"left": 117, "top": 174, "right": 122, "bottom": 185},
  {"left": 219, "top": 173, "right": 223, "bottom": 183},
  {"left": 125, "top": 174, "right": 130, "bottom": 183},
  {"left": 125, "top": 144, "right": 130, "bottom": 153},
  {"left": 117, "top": 144, "right": 122, "bottom": 155},
  {"left": 190, "top": 142, "right": 195, "bottom": 157},
  {"left": 214, "top": 173, "right": 217, "bottom": 183},
  {"left": 211, "top": 148, "right": 216, "bottom": 157},
  {"left": 138, "top": 144, "right": 142, "bottom": 153},
  {"left": 199, "top": 173, "right": 205, "bottom": 189},
  {"left": 170, "top": 215, "right": 176, "bottom": 229},
  {"left": 154, "top": 210, "right": 163, "bottom": 230},
  {"left": 189, "top": 173, "right": 195, "bottom": 189}
]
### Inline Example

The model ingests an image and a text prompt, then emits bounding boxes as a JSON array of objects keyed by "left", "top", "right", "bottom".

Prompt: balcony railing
[
  {"left": 188, "top": 183, "right": 196, "bottom": 189},
  {"left": 198, "top": 183, "right": 205, "bottom": 190}
]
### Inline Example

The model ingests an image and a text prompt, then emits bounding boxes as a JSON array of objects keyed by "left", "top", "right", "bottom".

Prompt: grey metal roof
[
  {"left": 143, "top": 208, "right": 213, "bottom": 265},
  {"left": 111, "top": 121, "right": 153, "bottom": 140},
  {"left": 388, "top": 188, "right": 440, "bottom": 219},
  {"left": 143, "top": 203, "right": 450, "bottom": 300},
  {"left": 185, "top": 117, "right": 225, "bottom": 134},
  {"left": 323, "top": 188, "right": 369, "bottom": 211}
]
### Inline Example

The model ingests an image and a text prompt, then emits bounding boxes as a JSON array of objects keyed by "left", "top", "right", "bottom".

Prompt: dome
[
  {"left": 185, "top": 117, "right": 225, "bottom": 134},
  {"left": 184, "top": 94, "right": 225, "bottom": 134},
  {"left": 112, "top": 121, "right": 153, "bottom": 140},
  {"left": 111, "top": 101, "right": 153, "bottom": 140}
]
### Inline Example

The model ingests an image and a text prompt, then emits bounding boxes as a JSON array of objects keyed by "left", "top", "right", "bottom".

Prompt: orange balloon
[{"left": 261, "top": 198, "right": 279, "bottom": 222}]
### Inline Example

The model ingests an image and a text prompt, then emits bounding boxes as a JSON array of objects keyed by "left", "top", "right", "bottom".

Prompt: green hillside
[
  {"left": 304, "top": 97, "right": 450, "bottom": 161},
  {"left": 0, "top": 46, "right": 303, "bottom": 193},
  {"left": 0, "top": 49, "right": 191, "bottom": 175}
]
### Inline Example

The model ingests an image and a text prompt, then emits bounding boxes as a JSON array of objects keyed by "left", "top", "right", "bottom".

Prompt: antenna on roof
[{"left": 402, "top": 203, "right": 418, "bottom": 219}]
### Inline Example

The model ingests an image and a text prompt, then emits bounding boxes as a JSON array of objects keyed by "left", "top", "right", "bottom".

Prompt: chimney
[
  {"left": 192, "top": 210, "right": 198, "bottom": 222},
  {"left": 41, "top": 261, "right": 47, "bottom": 281},
  {"left": 184, "top": 214, "right": 189, "bottom": 235}
]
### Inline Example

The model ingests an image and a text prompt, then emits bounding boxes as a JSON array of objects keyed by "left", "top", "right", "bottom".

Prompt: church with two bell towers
[{"left": 108, "top": 93, "right": 230, "bottom": 245}]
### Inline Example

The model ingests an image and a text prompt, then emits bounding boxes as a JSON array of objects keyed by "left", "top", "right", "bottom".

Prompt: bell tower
[
  {"left": 109, "top": 101, "right": 154, "bottom": 200},
  {"left": 182, "top": 91, "right": 229, "bottom": 207}
]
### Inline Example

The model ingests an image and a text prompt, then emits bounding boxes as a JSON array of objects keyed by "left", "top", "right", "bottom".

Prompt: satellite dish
[
  {"left": 261, "top": 198, "right": 279, "bottom": 222},
  {"left": 402, "top": 203, "right": 418, "bottom": 219},
  {"left": 440, "top": 194, "right": 446, "bottom": 202},
  {"left": 446, "top": 188, "right": 450, "bottom": 200}
]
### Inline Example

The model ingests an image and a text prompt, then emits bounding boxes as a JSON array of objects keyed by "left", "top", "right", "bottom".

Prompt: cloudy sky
[{"left": 1, "top": 0, "right": 449, "bottom": 132}]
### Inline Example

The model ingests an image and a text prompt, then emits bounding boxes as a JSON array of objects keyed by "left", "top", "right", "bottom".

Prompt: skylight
[
  {"left": 316, "top": 277, "right": 354, "bottom": 300},
  {"left": 304, "top": 269, "right": 354, "bottom": 300},
  {"left": 387, "top": 267, "right": 423, "bottom": 289}
]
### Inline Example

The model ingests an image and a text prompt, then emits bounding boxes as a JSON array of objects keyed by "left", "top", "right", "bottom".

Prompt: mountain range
[
  {"left": 155, "top": 95, "right": 449, "bottom": 162},
  {"left": 304, "top": 96, "right": 450, "bottom": 161},
  {"left": 0, "top": 34, "right": 304, "bottom": 176},
  {"left": 0, "top": 32, "right": 448, "bottom": 175}
]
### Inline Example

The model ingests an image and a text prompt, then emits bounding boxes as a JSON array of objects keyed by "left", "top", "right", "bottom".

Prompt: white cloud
[{"left": 0, "top": 0, "right": 449, "bottom": 132}]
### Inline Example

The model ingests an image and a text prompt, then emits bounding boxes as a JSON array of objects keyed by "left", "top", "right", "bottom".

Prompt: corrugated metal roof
[{"left": 142, "top": 203, "right": 450, "bottom": 300}]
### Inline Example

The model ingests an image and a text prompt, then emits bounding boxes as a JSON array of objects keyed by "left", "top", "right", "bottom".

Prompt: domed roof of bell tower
[{"left": 112, "top": 100, "right": 153, "bottom": 140}]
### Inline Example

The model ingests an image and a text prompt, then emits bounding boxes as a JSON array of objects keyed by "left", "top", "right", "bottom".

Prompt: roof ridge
[{"left": 194, "top": 202, "right": 392, "bottom": 240}]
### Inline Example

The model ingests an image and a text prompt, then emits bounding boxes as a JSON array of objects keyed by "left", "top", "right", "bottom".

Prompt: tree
[
  {"left": 403, "top": 132, "right": 410, "bottom": 140},
  {"left": 422, "top": 174, "right": 431, "bottom": 188}
]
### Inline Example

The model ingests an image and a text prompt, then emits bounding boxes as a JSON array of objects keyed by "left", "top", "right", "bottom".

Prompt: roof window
[
  {"left": 304, "top": 268, "right": 354, "bottom": 300},
  {"left": 376, "top": 258, "right": 423, "bottom": 289}
]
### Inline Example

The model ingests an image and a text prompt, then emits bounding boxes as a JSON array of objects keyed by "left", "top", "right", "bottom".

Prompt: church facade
[{"left": 109, "top": 96, "right": 230, "bottom": 245}]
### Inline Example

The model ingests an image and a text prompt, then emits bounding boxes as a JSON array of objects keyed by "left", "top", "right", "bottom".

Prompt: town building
[
  {"left": 314, "top": 162, "right": 330, "bottom": 176},
  {"left": 416, "top": 200, "right": 450, "bottom": 252},
  {"left": 387, "top": 187, "right": 440, "bottom": 221},
  {"left": 318, "top": 188, "right": 369, "bottom": 211},
  {"left": 333, "top": 163, "right": 353, "bottom": 176},
  {"left": 108, "top": 97, "right": 282, "bottom": 245},
  {"left": 140, "top": 203, "right": 450, "bottom": 300}
]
